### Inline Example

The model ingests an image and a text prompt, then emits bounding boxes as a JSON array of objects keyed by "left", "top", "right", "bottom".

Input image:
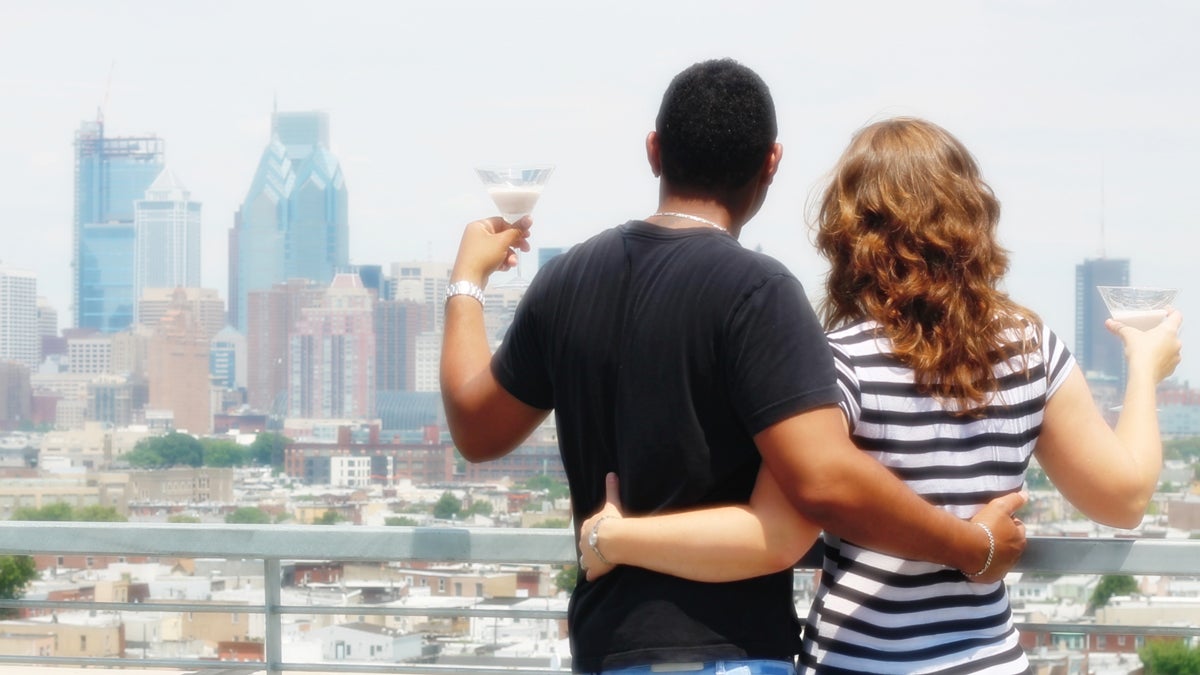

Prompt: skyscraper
[
  {"left": 375, "top": 299, "right": 428, "bottom": 392},
  {"left": 147, "top": 288, "right": 212, "bottom": 434},
  {"left": 0, "top": 265, "right": 38, "bottom": 369},
  {"left": 246, "top": 278, "right": 323, "bottom": 413},
  {"left": 1075, "top": 257, "right": 1130, "bottom": 379},
  {"left": 287, "top": 274, "right": 375, "bottom": 419},
  {"left": 73, "top": 118, "right": 165, "bottom": 332},
  {"left": 229, "top": 110, "right": 348, "bottom": 330},
  {"left": 133, "top": 169, "right": 202, "bottom": 321}
]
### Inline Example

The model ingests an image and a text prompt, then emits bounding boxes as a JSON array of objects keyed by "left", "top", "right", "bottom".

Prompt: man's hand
[
  {"left": 579, "top": 472, "right": 622, "bottom": 581},
  {"left": 451, "top": 216, "right": 531, "bottom": 285},
  {"left": 965, "top": 491, "right": 1027, "bottom": 584}
]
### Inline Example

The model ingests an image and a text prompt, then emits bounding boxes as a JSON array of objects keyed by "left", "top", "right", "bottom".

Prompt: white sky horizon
[{"left": 2, "top": 0, "right": 1197, "bottom": 384}]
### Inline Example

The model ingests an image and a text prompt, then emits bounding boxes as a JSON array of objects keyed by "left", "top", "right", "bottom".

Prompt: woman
[{"left": 579, "top": 117, "right": 1182, "bottom": 673}]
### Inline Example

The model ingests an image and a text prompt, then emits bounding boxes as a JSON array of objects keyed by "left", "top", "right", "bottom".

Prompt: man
[{"left": 441, "top": 59, "right": 1025, "bottom": 674}]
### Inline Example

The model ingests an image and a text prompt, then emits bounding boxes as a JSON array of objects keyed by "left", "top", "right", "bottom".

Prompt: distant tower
[
  {"left": 147, "top": 288, "right": 212, "bottom": 433},
  {"left": 73, "top": 118, "right": 165, "bottom": 332},
  {"left": 246, "top": 279, "right": 323, "bottom": 413},
  {"left": 1074, "top": 257, "right": 1130, "bottom": 379},
  {"left": 375, "top": 299, "right": 429, "bottom": 392},
  {"left": 210, "top": 325, "right": 247, "bottom": 391},
  {"left": 287, "top": 273, "right": 375, "bottom": 419},
  {"left": 133, "top": 169, "right": 202, "bottom": 322},
  {"left": 229, "top": 110, "right": 348, "bottom": 330},
  {"left": 0, "top": 265, "right": 38, "bottom": 369}
]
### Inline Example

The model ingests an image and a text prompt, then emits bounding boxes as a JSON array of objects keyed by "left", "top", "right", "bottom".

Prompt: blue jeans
[{"left": 597, "top": 660, "right": 796, "bottom": 675}]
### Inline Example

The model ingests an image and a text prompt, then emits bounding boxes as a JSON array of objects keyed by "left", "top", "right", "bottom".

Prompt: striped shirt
[{"left": 800, "top": 319, "right": 1074, "bottom": 675}]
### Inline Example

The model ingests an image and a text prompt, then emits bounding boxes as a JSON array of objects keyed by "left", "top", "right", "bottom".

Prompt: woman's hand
[
  {"left": 578, "top": 472, "right": 622, "bottom": 581},
  {"left": 1108, "top": 308, "right": 1182, "bottom": 383}
]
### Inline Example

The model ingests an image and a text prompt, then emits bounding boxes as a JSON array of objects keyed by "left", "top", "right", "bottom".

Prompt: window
[
  {"left": 438, "top": 578, "right": 445, "bottom": 592},
  {"left": 80, "top": 636, "right": 87, "bottom": 650}
]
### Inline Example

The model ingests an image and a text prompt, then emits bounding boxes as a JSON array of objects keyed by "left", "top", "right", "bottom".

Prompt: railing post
[{"left": 265, "top": 557, "right": 282, "bottom": 675}]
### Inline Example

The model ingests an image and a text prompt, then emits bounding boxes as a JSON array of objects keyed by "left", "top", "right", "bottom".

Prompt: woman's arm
[
  {"left": 1034, "top": 311, "right": 1182, "bottom": 528},
  {"left": 578, "top": 467, "right": 821, "bottom": 583}
]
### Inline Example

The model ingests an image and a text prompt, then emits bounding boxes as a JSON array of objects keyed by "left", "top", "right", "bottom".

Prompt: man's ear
[
  {"left": 761, "top": 142, "right": 783, "bottom": 186},
  {"left": 646, "top": 131, "right": 662, "bottom": 178}
]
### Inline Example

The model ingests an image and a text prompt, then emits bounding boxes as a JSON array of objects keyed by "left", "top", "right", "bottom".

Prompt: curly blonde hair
[{"left": 815, "top": 117, "right": 1037, "bottom": 413}]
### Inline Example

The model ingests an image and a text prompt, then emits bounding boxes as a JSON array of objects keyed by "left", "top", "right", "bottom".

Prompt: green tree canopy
[
  {"left": 167, "top": 514, "right": 201, "bottom": 524},
  {"left": 0, "top": 556, "right": 38, "bottom": 617},
  {"left": 385, "top": 516, "right": 419, "bottom": 526},
  {"left": 201, "top": 439, "right": 251, "bottom": 467},
  {"left": 126, "top": 432, "right": 204, "bottom": 468},
  {"left": 433, "top": 492, "right": 462, "bottom": 520},
  {"left": 466, "top": 500, "right": 493, "bottom": 516},
  {"left": 531, "top": 518, "right": 570, "bottom": 529},
  {"left": 1140, "top": 639, "right": 1200, "bottom": 674},
  {"left": 12, "top": 503, "right": 125, "bottom": 522},
  {"left": 314, "top": 510, "right": 344, "bottom": 525},
  {"left": 249, "top": 432, "right": 290, "bottom": 469},
  {"left": 521, "top": 475, "right": 570, "bottom": 501},
  {"left": 225, "top": 507, "right": 271, "bottom": 524},
  {"left": 554, "top": 565, "right": 577, "bottom": 594},
  {"left": 1089, "top": 574, "right": 1139, "bottom": 611}
]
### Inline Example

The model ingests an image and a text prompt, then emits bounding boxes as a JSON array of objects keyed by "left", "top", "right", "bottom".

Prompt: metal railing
[{"left": 0, "top": 522, "right": 1197, "bottom": 674}]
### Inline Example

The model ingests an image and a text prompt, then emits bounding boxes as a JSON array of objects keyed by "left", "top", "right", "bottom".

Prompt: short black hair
[{"left": 656, "top": 58, "right": 777, "bottom": 197}]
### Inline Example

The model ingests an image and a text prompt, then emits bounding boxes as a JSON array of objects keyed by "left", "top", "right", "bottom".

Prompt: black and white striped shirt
[{"left": 800, "top": 319, "right": 1074, "bottom": 675}]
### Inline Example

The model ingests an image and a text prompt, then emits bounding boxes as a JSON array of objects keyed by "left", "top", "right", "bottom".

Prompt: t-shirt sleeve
[
  {"left": 1041, "top": 325, "right": 1076, "bottom": 399},
  {"left": 725, "top": 274, "right": 842, "bottom": 436},
  {"left": 829, "top": 339, "right": 862, "bottom": 432},
  {"left": 491, "top": 279, "right": 554, "bottom": 411}
]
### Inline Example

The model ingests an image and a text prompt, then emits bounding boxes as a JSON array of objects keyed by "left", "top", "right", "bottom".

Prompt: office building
[
  {"left": 73, "top": 118, "right": 165, "bottom": 332},
  {"left": 387, "top": 261, "right": 449, "bottom": 330},
  {"left": 229, "top": 110, "right": 348, "bottom": 330},
  {"left": 210, "top": 326, "right": 246, "bottom": 391},
  {"left": 146, "top": 289, "right": 211, "bottom": 433},
  {"left": 375, "top": 299, "right": 428, "bottom": 392},
  {"left": 0, "top": 266, "right": 38, "bottom": 369},
  {"left": 246, "top": 279, "right": 323, "bottom": 413},
  {"left": 1074, "top": 258, "right": 1130, "bottom": 380},
  {"left": 287, "top": 274, "right": 375, "bottom": 419},
  {"left": 137, "top": 287, "right": 224, "bottom": 339},
  {"left": 133, "top": 169, "right": 202, "bottom": 322}
]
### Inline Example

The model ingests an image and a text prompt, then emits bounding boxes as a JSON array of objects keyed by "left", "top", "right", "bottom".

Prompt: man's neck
[{"left": 648, "top": 197, "right": 742, "bottom": 238}]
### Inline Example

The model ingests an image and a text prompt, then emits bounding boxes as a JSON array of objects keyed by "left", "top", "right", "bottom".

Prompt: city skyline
[{"left": 4, "top": 2, "right": 1197, "bottom": 382}]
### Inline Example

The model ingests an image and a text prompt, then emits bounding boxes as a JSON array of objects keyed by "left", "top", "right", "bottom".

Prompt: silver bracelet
[
  {"left": 964, "top": 522, "right": 995, "bottom": 578},
  {"left": 588, "top": 515, "right": 616, "bottom": 565}
]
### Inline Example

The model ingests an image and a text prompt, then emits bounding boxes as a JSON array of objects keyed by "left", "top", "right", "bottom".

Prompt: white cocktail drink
[
  {"left": 487, "top": 186, "right": 543, "bottom": 224},
  {"left": 1111, "top": 308, "right": 1169, "bottom": 331}
]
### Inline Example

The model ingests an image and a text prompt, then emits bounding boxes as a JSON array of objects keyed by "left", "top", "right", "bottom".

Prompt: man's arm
[
  {"left": 756, "top": 405, "right": 1026, "bottom": 582},
  {"left": 440, "top": 217, "right": 550, "bottom": 461}
]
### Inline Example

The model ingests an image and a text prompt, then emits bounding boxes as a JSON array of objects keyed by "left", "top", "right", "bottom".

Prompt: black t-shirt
[{"left": 492, "top": 221, "right": 840, "bottom": 671}]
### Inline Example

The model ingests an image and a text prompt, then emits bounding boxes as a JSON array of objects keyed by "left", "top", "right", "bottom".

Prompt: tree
[
  {"left": 314, "top": 510, "right": 344, "bottom": 525},
  {"left": 167, "top": 514, "right": 201, "bottom": 524},
  {"left": 1140, "top": 639, "right": 1200, "bottom": 674},
  {"left": 433, "top": 492, "right": 462, "bottom": 520},
  {"left": 126, "top": 432, "right": 204, "bottom": 468},
  {"left": 0, "top": 556, "right": 38, "bottom": 617},
  {"left": 521, "top": 475, "right": 570, "bottom": 501},
  {"left": 531, "top": 518, "right": 571, "bottom": 529},
  {"left": 12, "top": 503, "right": 125, "bottom": 522},
  {"left": 554, "top": 565, "right": 578, "bottom": 594},
  {"left": 73, "top": 505, "right": 126, "bottom": 522},
  {"left": 466, "top": 500, "right": 493, "bottom": 516},
  {"left": 249, "top": 432, "right": 290, "bottom": 469},
  {"left": 12, "top": 502, "right": 74, "bottom": 521},
  {"left": 202, "top": 439, "right": 250, "bottom": 467},
  {"left": 1089, "top": 574, "right": 1139, "bottom": 611},
  {"left": 385, "top": 516, "right": 419, "bottom": 526},
  {"left": 225, "top": 507, "right": 271, "bottom": 524}
]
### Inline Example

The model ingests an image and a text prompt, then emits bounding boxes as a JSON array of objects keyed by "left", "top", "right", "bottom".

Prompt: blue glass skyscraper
[
  {"left": 73, "top": 119, "right": 165, "bottom": 332},
  {"left": 230, "top": 111, "right": 348, "bottom": 330}
]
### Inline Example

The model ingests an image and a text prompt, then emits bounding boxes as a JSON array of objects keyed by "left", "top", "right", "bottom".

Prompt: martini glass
[
  {"left": 1097, "top": 286, "right": 1179, "bottom": 330},
  {"left": 475, "top": 165, "right": 554, "bottom": 277}
]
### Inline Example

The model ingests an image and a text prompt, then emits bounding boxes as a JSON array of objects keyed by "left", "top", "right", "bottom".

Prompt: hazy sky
[{"left": 3, "top": 1, "right": 1198, "bottom": 382}]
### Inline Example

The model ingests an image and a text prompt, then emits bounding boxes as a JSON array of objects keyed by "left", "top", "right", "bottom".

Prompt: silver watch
[{"left": 446, "top": 280, "right": 486, "bottom": 306}]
